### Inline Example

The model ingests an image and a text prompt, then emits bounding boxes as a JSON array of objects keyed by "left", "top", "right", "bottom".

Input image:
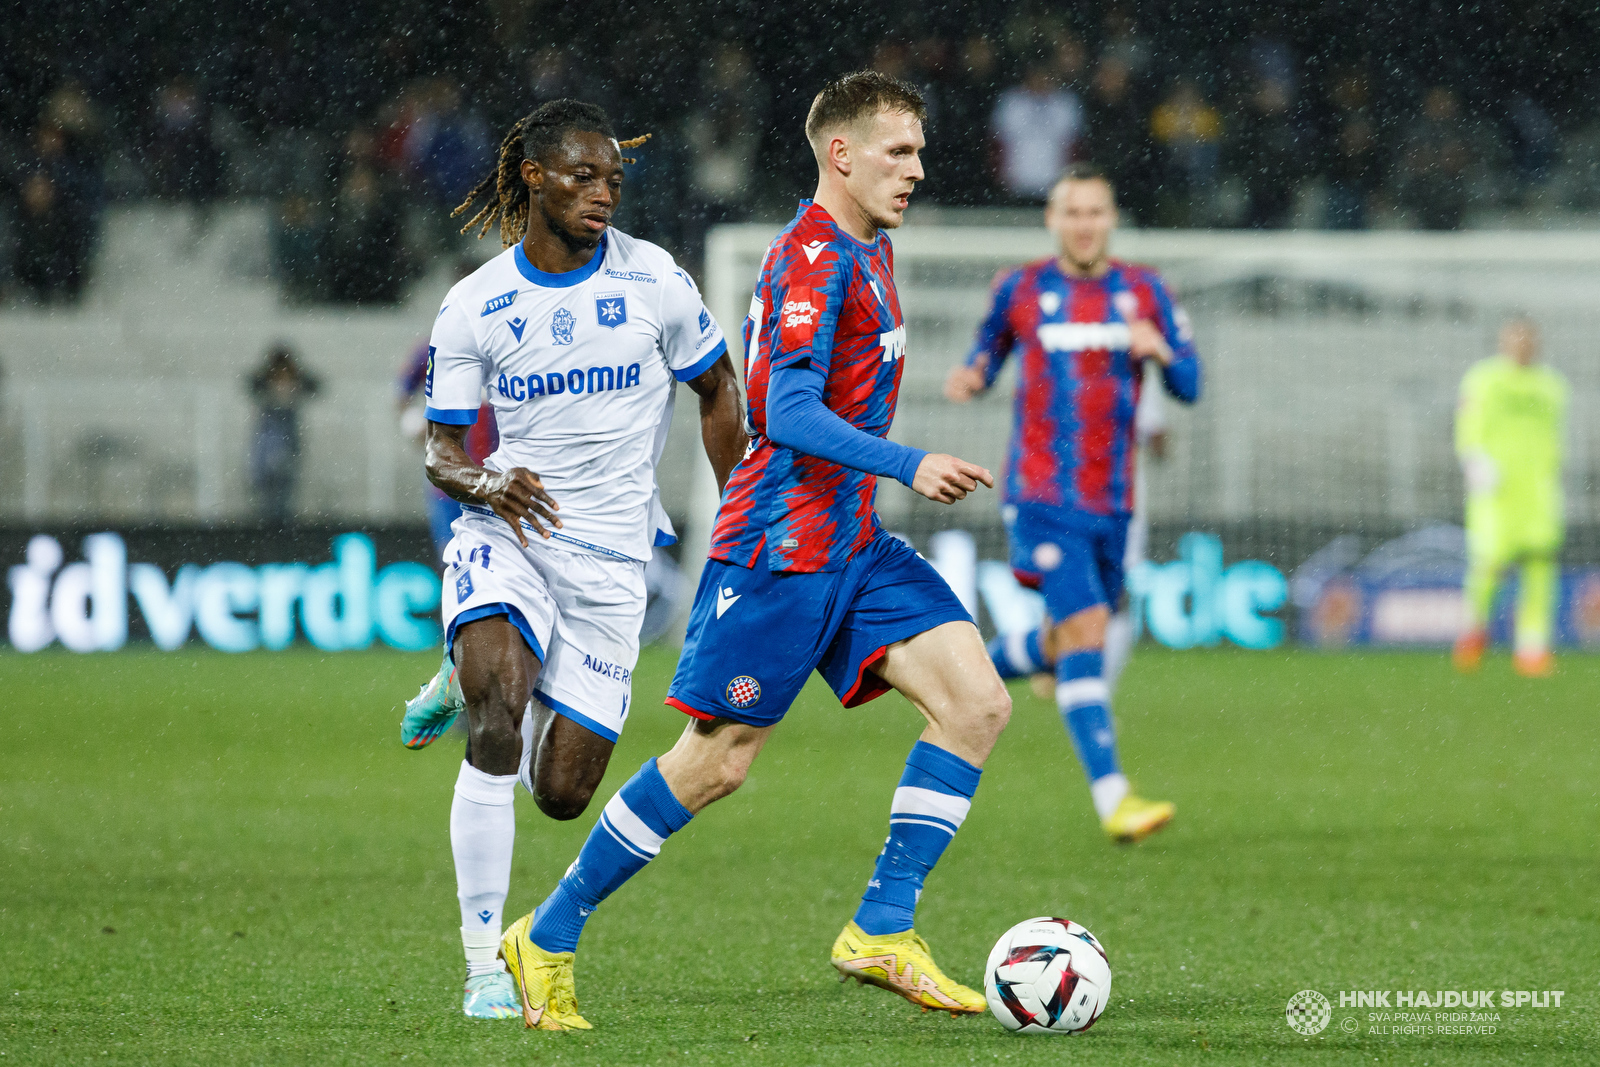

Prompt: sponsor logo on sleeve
[
  {"left": 481, "top": 290, "right": 518, "bottom": 316},
  {"left": 698, "top": 308, "right": 713, "bottom": 334},
  {"left": 595, "top": 292, "right": 628, "bottom": 329},
  {"left": 779, "top": 287, "right": 824, "bottom": 350}
]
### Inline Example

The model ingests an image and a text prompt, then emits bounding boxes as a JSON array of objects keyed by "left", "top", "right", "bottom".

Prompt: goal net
[{"left": 688, "top": 225, "right": 1600, "bottom": 637}]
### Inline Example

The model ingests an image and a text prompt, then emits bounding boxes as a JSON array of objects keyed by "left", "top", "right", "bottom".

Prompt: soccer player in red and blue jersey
[
  {"left": 946, "top": 164, "right": 1201, "bottom": 845},
  {"left": 497, "top": 72, "right": 1011, "bottom": 1029}
]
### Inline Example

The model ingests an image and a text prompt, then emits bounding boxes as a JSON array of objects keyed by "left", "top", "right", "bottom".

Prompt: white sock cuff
[
  {"left": 460, "top": 926, "right": 504, "bottom": 974},
  {"left": 1004, "top": 629, "right": 1039, "bottom": 674},
  {"left": 599, "top": 793, "right": 666, "bottom": 858},
  {"left": 461, "top": 924, "right": 502, "bottom": 950},
  {"left": 455, "top": 761, "right": 518, "bottom": 806},
  {"left": 1090, "top": 773, "right": 1130, "bottom": 821},
  {"left": 889, "top": 786, "right": 972, "bottom": 835},
  {"left": 1057, "top": 677, "right": 1110, "bottom": 709}
]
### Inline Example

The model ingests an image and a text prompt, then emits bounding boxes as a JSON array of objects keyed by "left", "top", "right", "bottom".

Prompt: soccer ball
[{"left": 984, "top": 917, "right": 1111, "bottom": 1034}]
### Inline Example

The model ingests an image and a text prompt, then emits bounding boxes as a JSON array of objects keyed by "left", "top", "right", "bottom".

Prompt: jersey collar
[
  {"left": 514, "top": 233, "right": 607, "bottom": 288},
  {"left": 797, "top": 199, "right": 885, "bottom": 252}
]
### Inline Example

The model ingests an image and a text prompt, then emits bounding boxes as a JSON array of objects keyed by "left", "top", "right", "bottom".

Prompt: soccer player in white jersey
[{"left": 406, "top": 100, "right": 746, "bottom": 1020}]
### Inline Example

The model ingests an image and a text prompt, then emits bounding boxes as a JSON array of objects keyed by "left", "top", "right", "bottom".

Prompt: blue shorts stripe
[
  {"left": 447, "top": 603, "right": 545, "bottom": 663},
  {"left": 533, "top": 687, "right": 621, "bottom": 743}
]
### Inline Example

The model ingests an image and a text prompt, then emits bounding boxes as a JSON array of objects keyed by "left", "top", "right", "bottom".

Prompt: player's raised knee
[
  {"left": 532, "top": 783, "right": 594, "bottom": 821},
  {"left": 531, "top": 755, "right": 609, "bottom": 821},
  {"left": 973, "top": 676, "right": 1013, "bottom": 739},
  {"left": 705, "top": 751, "right": 752, "bottom": 801}
]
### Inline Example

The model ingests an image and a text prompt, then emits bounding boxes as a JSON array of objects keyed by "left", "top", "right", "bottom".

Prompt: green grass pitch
[{"left": 2, "top": 646, "right": 1595, "bottom": 1065}]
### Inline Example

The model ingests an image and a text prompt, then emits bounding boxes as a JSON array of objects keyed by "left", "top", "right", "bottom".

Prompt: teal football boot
[
  {"left": 462, "top": 970, "right": 520, "bottom": 1020},
  {"left": 401, "top": 651, "right": 464, "bottom": 749}
]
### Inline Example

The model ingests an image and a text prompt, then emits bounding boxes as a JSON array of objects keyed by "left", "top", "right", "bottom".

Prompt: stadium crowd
[{"left": 1, "top": 0, "right": 1594, "bottom": 304}]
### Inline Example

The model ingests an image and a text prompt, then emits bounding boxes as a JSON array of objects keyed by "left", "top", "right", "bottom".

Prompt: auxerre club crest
[
  {"left": 551, "top": 307, "right": 575, "bottom": 346},
  {"left": 595, "top": 291, "right": 628, "bottom": 329}
]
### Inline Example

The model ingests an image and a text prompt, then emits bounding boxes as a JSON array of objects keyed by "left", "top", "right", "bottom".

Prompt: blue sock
[
  {"left": 526, "top": 758, "right": 692, "bottom": 953},
  {"left": 987, "top": 628, "right": 1046, "bottom": 679},
  {"left": 1056, "top": 650, "right": 1121, "bottom": 782},
  {"left": 853, "top": 740, "right": 982, "bottom": 936}
]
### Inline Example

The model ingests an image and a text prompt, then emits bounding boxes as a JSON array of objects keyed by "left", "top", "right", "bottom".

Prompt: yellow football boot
[
  {"left": 1103, "top": 793, "right": 1175, "bottom": 844},
  {"left": 830, "top": 921, "right": 986, "bottom": 1016},
  {"left": 498, "top": 913, "right": 592, "bottom": 1031}
]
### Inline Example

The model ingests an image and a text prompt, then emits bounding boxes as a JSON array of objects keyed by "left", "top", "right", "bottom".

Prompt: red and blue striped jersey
[
  {"left": 969, "top": 257, "right": 1201, "bottom": 515},
  {"left": 710, "top": 200, "right": 910, "bottom": 573}
]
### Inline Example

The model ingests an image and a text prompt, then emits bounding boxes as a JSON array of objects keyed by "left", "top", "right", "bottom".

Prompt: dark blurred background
[
  {"left": 3, "top": 0, "right": 1597, "bottom": 303},
  {"left": 4, "top": 0, "right": 1599, "bottom": 656}
]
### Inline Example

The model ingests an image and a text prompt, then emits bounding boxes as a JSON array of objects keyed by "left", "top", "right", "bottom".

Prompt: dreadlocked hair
[{"left": 452, "top": 99, "right": 652, "bottom": 247}]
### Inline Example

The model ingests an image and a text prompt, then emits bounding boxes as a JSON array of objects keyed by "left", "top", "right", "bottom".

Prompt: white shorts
[{"left": 441, "top": 511, "right": 645, "bottom": 748}]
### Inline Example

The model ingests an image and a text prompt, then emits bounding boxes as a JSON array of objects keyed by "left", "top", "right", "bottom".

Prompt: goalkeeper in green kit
[{"left": 1452, "top": 317, "right": 1568, "bottom": 677}]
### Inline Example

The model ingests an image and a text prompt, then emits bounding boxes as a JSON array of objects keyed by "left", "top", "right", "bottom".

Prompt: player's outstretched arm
[
  {"left": 685, "top": 354, "right": 748, "bottom": 493},
  {"left": 910, "top": 453, "right": 994, "bottom": 504},
  {"left": 424, "top": 421, "right": 561, "bottom": 548}
]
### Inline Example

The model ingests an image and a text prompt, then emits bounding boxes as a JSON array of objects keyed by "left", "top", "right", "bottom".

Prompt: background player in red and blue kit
[
  {"left": 500, "top": 72, "right": 1012, "bottom": 1028},
  {"left": 946, "top": 164, "right": 1201, "bottom": 845}
]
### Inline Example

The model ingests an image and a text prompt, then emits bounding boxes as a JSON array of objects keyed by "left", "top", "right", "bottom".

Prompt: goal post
[{"left": 684, "top": 224, "right": 1600, "bottom": 641}]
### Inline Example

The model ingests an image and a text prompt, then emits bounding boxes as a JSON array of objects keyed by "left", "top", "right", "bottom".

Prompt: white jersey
[{"left": 425, "top": 229, "right": 727, "bottom": 562}]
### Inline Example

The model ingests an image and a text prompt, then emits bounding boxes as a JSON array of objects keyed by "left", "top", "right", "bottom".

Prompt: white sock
[
  {"left": 1102, "top": 611, "right": 1134, "bottom": 695},
  {"left": 452, "top": 760, "right": 517, "bottom": 977},
  {"left": 1090, "top": 772, "right": 1130, "bottom": 821}
]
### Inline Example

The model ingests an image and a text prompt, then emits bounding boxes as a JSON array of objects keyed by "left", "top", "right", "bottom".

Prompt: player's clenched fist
[
  {"left": 943, "top": 355, "right": 988, "bottom": 402},
  {"left": 912, "top": 453, "right": 994, "bottom": 504},
  {"left": 1127, "top": 319, "right": 1173, "bottom": 365},
  {"left": 482, "top": 467, "right": 561, "bottom": 546}
]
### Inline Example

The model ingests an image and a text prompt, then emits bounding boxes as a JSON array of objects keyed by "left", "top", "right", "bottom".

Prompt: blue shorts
[
  {"left": 1006, "top": 504, "right": 1130, "bottom": 620},
  {"left": 666, "top": 532, "right": 971, "bottom": 727}
]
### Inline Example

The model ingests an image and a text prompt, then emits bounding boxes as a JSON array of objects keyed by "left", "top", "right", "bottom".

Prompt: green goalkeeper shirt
[{"left": 1455, "top": 354, "right": 1567, "bottom": 521}]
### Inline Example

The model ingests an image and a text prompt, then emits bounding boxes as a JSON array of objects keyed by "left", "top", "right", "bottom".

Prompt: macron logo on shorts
[{"left": 715, "top": 586, "right": 740, "bottom": 618}]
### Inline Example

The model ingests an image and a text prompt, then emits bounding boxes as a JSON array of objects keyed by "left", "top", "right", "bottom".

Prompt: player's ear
[
  {"left": 829, "top": 134, "right": 852, "bottom": 177},
  {"left": 520, "top": 158, "right": 541, "bottom": 192}
]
